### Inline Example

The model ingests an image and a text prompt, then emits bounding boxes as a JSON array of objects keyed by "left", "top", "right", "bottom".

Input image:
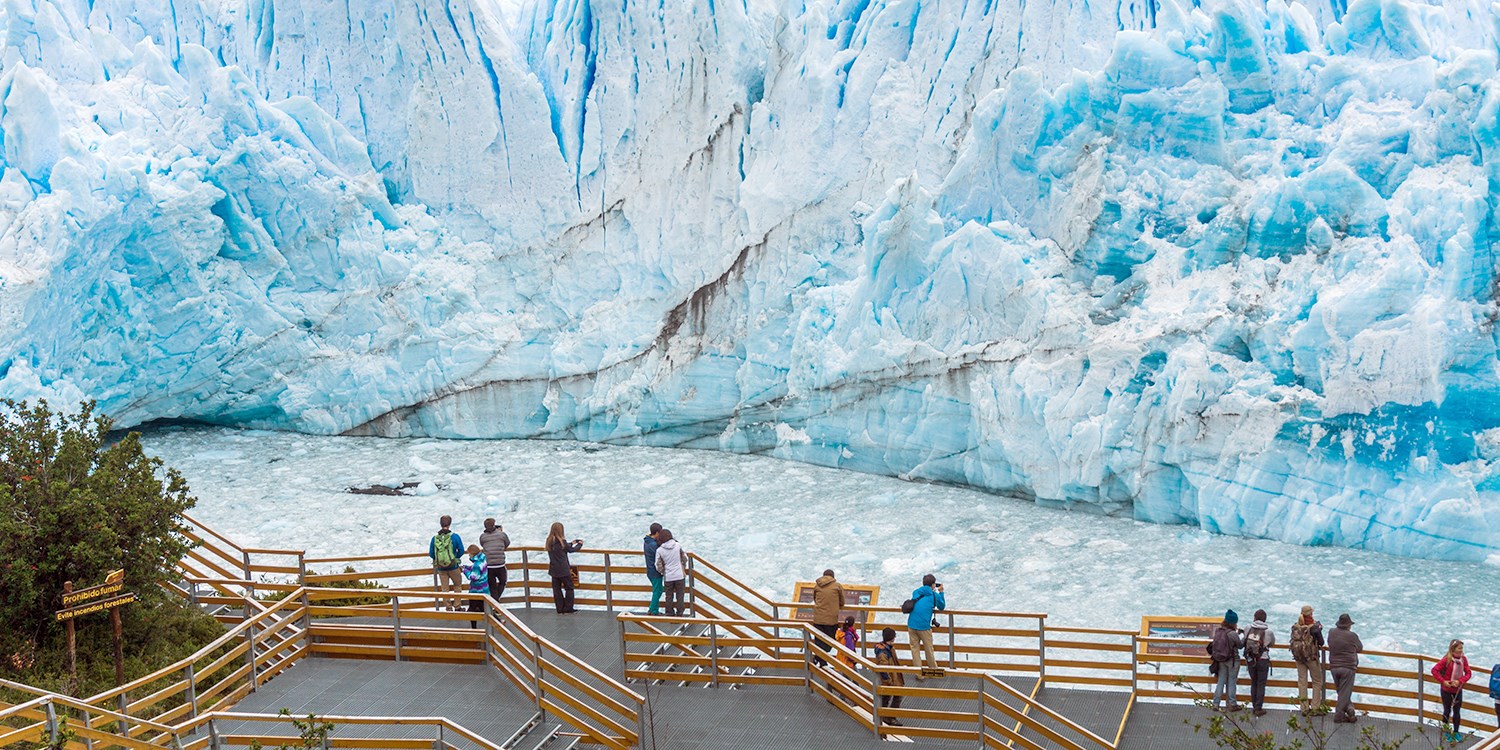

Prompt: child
[
  {"left": 835, "top": 615, "right": 860, "bottom": 668},
  {"left": 873, "top": 627, "right": 905, "bottom": 726},
  {"left": 462, "top": 544, "right": 489, "bottom": 628}
]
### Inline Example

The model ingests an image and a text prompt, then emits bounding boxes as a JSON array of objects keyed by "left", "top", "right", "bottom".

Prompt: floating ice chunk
[
  {"left": 640, "top": 476, "right": 671, "bottom": 488},
  {"left": 414, "top": 481, "right": 439, "bottom": 496}
]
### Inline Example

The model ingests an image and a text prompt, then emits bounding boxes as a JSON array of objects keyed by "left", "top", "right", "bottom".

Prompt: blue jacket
[
  {"left": 644, "top": 534, "right": 662, "bottom": 581},
  {"left": 464, "top": 552, "right": 489, "bottom": 594},
  {"left": 906, "top": 585, "right": 945, "bottom": 631},
  {"left": 429, "top": 530, "right": 464, "bottom": 571}
]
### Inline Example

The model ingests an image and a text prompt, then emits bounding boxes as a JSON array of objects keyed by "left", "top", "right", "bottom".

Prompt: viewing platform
[{"left": 1, "top": 515, "right": 1492, "bottom": 750}]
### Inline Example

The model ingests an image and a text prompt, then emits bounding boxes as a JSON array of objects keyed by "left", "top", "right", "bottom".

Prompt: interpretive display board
[
  {"left": 790, "top": 582, "right": 880, "bottom": 624},
  {"left": 1140, "top": 615, "right": 1220, "bottom": 656}
]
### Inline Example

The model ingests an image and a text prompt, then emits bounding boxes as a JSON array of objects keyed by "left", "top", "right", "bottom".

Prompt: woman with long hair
[
  {"left": 1432, "top": 639, "right": 1473, "bottom": 741},
  {"left": 545, "top": 522, "right": 584, "bottom": 613}
]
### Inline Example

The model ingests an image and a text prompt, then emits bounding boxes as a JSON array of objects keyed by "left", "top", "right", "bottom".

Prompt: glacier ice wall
[{"left": 2, "top": 0, "right": 1500, "bottom": 560}]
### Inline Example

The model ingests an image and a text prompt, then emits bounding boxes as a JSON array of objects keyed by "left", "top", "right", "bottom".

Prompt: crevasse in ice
[{"left": 0, "top": 0, "right": 1498, "bottom": 560}]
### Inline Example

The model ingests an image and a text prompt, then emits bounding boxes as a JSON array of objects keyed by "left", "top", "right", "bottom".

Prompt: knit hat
[{"left": 1223, "top": 609, "right": 1239, "bottom": 626}]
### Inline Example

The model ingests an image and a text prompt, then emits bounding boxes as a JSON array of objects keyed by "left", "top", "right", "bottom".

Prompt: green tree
[{"left": 0, "top": 399, "right": 199, "bottom": 687}]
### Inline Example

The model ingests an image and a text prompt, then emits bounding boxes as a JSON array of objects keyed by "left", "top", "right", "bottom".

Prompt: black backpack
[
  {"left": 1208, "top": 627, "right": 1237, "bottom": 662},
  {"left": 901, "top": 597, "right": 917, "bottom": 614}
]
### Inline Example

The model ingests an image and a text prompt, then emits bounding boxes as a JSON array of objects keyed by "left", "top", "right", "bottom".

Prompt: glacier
[{"left": 1, "top": 0, "right": 1499, "bottom": 560}]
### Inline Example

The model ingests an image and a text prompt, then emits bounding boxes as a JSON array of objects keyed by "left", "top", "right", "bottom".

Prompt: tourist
[
  {"left": 1289, "top": 604, "right": 1326, "bottom": 713},
  {"left": 655, "top": 528, "right": 688, "bottom": 616},
  {"left": 463, "top": 544, "right": 488, "bottom": 627},
  {"left": 643, "top": 523, "right": 663, "bottom": 615},
  {"left": 428, "top": 515, "right": 465, "bottom": 611},
  {"left": 1431, "top": 639, "right": 1472, "bottom": 741},
  {"left": 873, "top": 627, "right": 905, "bottom": 726},
  {"left": 906, "top": 574, "right": 946, "bottom": 679},
  {"left": 545, "top": 522, "right": 584, "bottom": 614},
  {"left": 836, "top": 615, "right": 860, "bottom": 667},
  {"left": 1490, "top": 662, "right": 1500, "bottom": 726},
  {"left": 811, "top": 569, "right": 846, "bottom": 666},
  {"left": 479, "top": 518, "right": 510, "bottom": 603},
  {"left": 1209, "top": 609, "right": 1244, "bottom": 712},
  {"left": 1244, "top": 609, "right": 1276, "bottom": 716},
  {"left": 1327, "top": 613, "right": 1363, "bottom": 723}
]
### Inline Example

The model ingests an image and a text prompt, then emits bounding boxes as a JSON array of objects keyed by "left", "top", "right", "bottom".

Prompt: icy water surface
[{"left": 142, "top": 426, "right": 1495, "bottom": 661}]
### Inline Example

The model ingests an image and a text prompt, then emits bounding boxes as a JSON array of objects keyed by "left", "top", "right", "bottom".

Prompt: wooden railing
[
  {"left": 161, "top": 516, "right": 1496, "bottom": 748},
  {"left": 174, "top": 710, "right": 513, "bottom": 750}
]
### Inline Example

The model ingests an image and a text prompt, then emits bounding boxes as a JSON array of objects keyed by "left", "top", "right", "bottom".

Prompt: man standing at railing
[
  {"left": 429, "top": 515, "right": 465, "bottom": 611},
  {"left": 1327, "top": 613, "right": 1363, "bottom": 723},
  {"left": 811, "top": 569, "right": 846, "bottom": 667},
  {"left": 906, "top": 574, "right": 946, "bottom": 680}
]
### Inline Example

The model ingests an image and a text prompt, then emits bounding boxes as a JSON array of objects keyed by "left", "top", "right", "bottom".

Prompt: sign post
[{"left": 55, "top": 569, "right": 134, "bottom": 692}]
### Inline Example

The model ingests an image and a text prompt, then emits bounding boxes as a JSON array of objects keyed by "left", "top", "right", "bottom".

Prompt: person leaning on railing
[
  {"left": 479, "top": 518, "right": 510, "bottom": 602},
  {"left": 1327, "top": 613, "right": 1363, "bottom": 723},
  {"left": 545, "top": 522, "right": 584, "bottom": 614}
]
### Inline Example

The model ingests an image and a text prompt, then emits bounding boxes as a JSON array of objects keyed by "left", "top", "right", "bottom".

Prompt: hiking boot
[
  {"left": 883, "top": 718, "right": 904, "bottom": 726},
  {"left": 1226, "top": 704, "right": 1244, "bottom": 712},
  {"left": 1254, "top": 709, "right": 1267, "bottom": 717}
]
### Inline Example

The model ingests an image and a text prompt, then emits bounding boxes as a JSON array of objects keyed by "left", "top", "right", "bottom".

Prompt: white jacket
[{"left": 655, "top": 540, "right": 687, "bottom": 582}]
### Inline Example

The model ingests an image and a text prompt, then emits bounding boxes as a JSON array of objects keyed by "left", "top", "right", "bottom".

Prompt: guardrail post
[
  {"left": 709, "top": 622, "right": 720, "bottom": 688},
  {"left": 637, "top": 704, "right": 651, "bottom": 750},
  {"left": 484, "top": 598, "right": 495, "bottom": 662},
  {"left": 436, "top": 724, "right": 445, "bottom": 750},
  {"left": 604, "top": 552, "right": 615, "bottom": 612},
  {"left": 686, "top": 556, "right": 697, "bottom": 617},
  {"left": 1038, "top": 618, "right": 1047, "bottom": 685},
  {"left": 45, "top": 701, "right": 58, "bottom": 745},
  {"left": 947, "top": 612, "right": 956, "bottom": 667},
  {"left": 186, "top": 662, "right": 199, "bottom": 718},
  {"left": 522, "top": 551, "right": 533, "bottom": 610},
  {"left": 619, "top": 617, "right": 632, "bottom": 683},
  {"left": 117, "top": 694, "right": 129, "bottom": 735},
  {"left": 1417, "top": 656, "right": 1425, "bottom": 723},
  {"left": 209, "top": 718, "right": 220, "bottom": 750},
  {"left": 802, "top": 628, "right": 813, "bottom": 693},
  {"left": 393, "top": 596, "right": 403, "bottom": 662},
  {"left": 242, "top": 550, "right": 252, "bottom": 581},
  {"left": 246, "top": 619, "right": 260, "bottom": 691},
  {"left": 976, "top": 677, "right": 987, "bottom": 749},
  {"left": 297, "top": 553, "right": 307, "bottom": 587},
  {"left": 530, "top": 637, "right": 547, "bottom": 718},
  {"left": 1130, "top": 634, "right": 1139, "bottom": 695}
]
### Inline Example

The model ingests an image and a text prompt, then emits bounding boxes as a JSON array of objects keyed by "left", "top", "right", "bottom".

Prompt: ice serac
[{"left": 1, "top": 0, "right": 1498, "bottom": 561}]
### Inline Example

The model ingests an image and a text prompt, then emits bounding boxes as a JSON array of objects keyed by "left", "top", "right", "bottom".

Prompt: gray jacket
[
  {"left": 1327, "top": 625, "right": 1363, "bottom": 670},
  {"left": 480, "top": 529, "right": 510, "bottom": 563}
]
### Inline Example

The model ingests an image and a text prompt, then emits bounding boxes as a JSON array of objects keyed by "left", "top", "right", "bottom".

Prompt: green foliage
[
  {"left": 0, "top": 399, "right": 206, "bottom": 693},
  {"left": 33, "top": 716, "right": 77, "bottom": 750},
  {"left": 247, "top": 709, "right": 336, "bottom": 750},
  {"left": 264, "top": 567, "right": 388, "bottom": 607},
  {"left": 1176, "top": 678, "right": 1456, "bottom": 750}
]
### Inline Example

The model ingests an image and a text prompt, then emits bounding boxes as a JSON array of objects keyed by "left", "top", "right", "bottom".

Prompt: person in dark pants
[
  {"left": 462, "top": 544, "right": 488, "bottom": 628},
  {"left": 1326, "top": 613, "right": 1363, "bottom": 723},
  {"left": 479, "top": 518, "right": 510, "bottom": 604},
  {"left": 873, "top": 627, "right": 905, "bottom": 726},
  {"left": 810, "top": 569, "right": 845, "bottom": 666},
  {"left": 545, "top": 522, "right": 584, "bottom": 614},
  {"left": 1243, "top": 609, "right": 1276, "bottom": 716},
  {"left": 654, "top": 528, "right": 688, "bottom": 617},
  {"left": 1431, "top": 639, "right": 1472, "bottom": 741}
]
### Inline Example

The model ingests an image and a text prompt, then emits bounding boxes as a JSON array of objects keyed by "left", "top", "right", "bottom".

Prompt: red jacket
[{"left": 1431, "top": 655, "right": 1472, "bottom": 694}]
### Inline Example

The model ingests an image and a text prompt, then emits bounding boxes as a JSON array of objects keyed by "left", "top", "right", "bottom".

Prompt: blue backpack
[{"left": 1489, "top": 665, "right": 1500, "bottom": 700}]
